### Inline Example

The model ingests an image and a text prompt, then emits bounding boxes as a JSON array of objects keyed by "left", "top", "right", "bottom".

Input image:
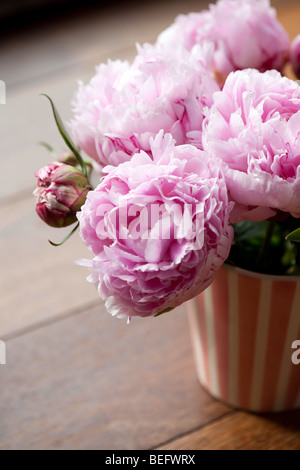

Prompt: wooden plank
[
  {"left": 158, "top": 411, "right": 300, "bottom": 450},
  {"left": 275, "top": 0, "right": 300, "bottom": 41},
  {"left": 2, "top": 0, "right": 293, "bottom": 90},
  {"left": 0, "top": 48, "right": 133, "bottom": 203},
  {"left": 0, "top": 195, "right": 98, "bottom": 337},
  {"left": 2, "top": 0, "right": 208, "bottom": 89},
  {"left": 0, "top": 0, "right": 210, "bottom": 203},
  {"left": 0, "top": 304, "right": 230, "bottom": 450}
]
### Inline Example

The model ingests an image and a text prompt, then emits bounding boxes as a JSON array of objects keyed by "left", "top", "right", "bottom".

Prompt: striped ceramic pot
[{"left": 188, "top": 265, "right": 300, "bottom": 413}]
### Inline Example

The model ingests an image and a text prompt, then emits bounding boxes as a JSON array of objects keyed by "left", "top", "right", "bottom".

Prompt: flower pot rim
[{"left": 223, "top": 262, "right": 300, "bottom": 282}]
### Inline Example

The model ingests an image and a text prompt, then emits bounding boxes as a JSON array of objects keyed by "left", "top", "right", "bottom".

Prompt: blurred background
[{"left": 0, "top": 0, "right": 299, "bottom": 450}]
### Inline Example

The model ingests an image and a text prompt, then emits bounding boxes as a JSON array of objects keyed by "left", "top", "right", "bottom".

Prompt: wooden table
[{"left": 0, "top": 0, "right": 299, "bottom": 450}]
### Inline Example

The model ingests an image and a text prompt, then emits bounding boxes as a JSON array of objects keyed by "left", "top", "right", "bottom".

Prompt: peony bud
[
  {"left": 290, "top": 35, "right": 300, "bottom": 79},
  {"left": 34, "top": 162, "right": 91, "bottom": 228}
]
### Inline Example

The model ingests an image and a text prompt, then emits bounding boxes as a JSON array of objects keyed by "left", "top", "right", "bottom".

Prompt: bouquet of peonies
[{"left": 34, "top": 0, "right": 300, "bottom": 322}]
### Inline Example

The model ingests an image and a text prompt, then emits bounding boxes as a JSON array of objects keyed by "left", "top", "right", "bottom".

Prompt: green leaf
[
  {"left": 48, "top": 222, "right": 79, "bottom": 247},
  {"left": 286, "top": 227, "right": 300, "bottom": 243},
  {"left": 38, "top": 141, "right": 58, "bottom": 159},
  {"left": 233, "top": 220, "right": 268, "bottom": 242},
  {"left": 40, "top": 94, "right": 87, "bottom": 176}
]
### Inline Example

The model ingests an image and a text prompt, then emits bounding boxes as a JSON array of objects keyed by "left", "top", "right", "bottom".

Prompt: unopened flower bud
[
  {"left": 290, "top": 35, "right": 300, "bottom": 79},
  {"left": 34, "top": 162, "right": 91, "bottom": 228}
]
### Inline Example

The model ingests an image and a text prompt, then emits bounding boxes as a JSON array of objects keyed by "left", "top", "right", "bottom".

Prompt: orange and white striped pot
[{"left": 188, "top": 265, "right": 300, "bottom": 413}]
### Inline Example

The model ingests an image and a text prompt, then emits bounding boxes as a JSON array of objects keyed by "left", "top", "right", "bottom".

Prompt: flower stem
[
  {"left": 48, "top": 222, "right": 80, "bottom": 247},
  {"left": 257, "top": 220, "right": 276, "bottom": 270}
]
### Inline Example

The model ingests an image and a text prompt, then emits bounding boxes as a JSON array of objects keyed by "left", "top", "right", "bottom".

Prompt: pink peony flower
[
  {"left": 77, "top": 131, "right": 233, "bottom": 319},
  {"left": 34, "top": 162, "right": 91, "bottom": 227},
  {"left": 70, "top": 45, "right": 219, "bottom": 168},
  {"left": 157, "top": 0, "right": 290, "bottom": 84},
  {"left": 202, "top": 69, "right": 300, "bottom": 222},
  {"left": 290, "top": 35, "right": 300, "bottom": 79},
  {"left": 70, "top": 59, "right": 131, "bottom": 165}
]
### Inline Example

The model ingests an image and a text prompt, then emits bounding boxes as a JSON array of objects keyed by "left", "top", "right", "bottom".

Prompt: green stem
[
  {"left": 38, "top": 141, "right": 58, "bottom": 159},
  {"left": 48, "top": 222, "right": 80, "bottom": 247},
  {"left": 257, "top": 220, "right": 276, "bottom": 270}
]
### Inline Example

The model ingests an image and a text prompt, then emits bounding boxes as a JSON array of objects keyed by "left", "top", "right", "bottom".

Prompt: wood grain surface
[
  {"left": 0, "top": 0, "right": 299, "bottom": 450},
  {"left": 0, "top": 304, "right": 231, "bottom": 450},
  {"left": 158, "top": 411, "right": 300, "bottom": 450}
]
